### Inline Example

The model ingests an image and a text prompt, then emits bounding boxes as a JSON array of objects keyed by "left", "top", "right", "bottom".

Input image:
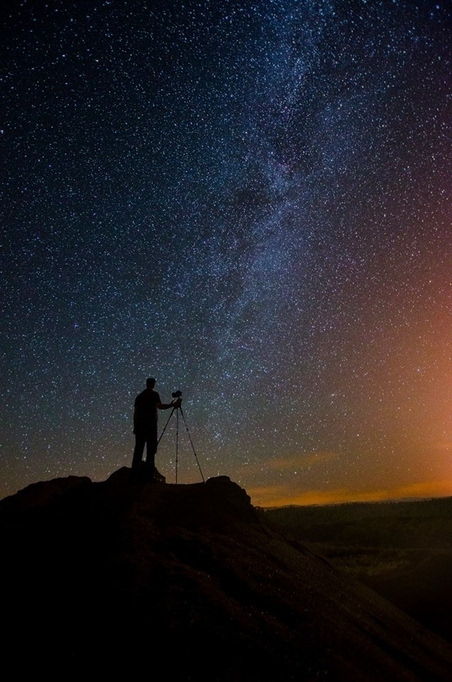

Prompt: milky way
[{"left": 2, "top": 1, "right": 451, "bottom": 505}]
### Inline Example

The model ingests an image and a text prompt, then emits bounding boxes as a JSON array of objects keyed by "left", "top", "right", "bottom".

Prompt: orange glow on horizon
[{"left": 248, "top": 478, "right": 452, "bottom": 508}]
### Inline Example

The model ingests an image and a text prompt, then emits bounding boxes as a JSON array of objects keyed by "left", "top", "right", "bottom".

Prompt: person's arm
[{"left": 157, "top": 398, "right": 181, "bottom": 410}]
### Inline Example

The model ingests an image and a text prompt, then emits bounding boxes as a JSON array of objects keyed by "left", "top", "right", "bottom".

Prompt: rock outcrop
[{"left": 2, "top": 469, "right": 451, "bottom": 680}]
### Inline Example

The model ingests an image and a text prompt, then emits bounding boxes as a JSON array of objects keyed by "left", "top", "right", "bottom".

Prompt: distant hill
[
  {"left": 265, "top": 499, "right": 452, "bottom": 645},
  {"left": 264, "top": 497, "right": 452, "bottom": 547},
  {"left": 2, "top": 470, "right": 452, "bottom": 680}
]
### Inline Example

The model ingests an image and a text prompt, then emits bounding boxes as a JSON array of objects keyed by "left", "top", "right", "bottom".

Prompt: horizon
[
  {"left": 2, "top": 464, "right": 452, "bottom": 511},
  {"left": 262, "top": 493, "right": 452, "bottom": 510}
]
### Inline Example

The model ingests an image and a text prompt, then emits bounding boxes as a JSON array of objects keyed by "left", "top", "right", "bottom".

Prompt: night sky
[{"left": 2, "top": 0, "right": 451, "bottom": 506}]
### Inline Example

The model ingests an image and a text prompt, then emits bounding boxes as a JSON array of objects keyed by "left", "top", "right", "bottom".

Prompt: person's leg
[
  {"left": 145, "top": 425, "right": 158, "bottom": 472},
  {"left": 132, "top": 435, "right": 145, "bottom": 468}
]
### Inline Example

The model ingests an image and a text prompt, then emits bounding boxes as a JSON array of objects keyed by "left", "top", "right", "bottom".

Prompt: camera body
[{"left": 172, "top": 390, "right": 182, "bottom": 399}]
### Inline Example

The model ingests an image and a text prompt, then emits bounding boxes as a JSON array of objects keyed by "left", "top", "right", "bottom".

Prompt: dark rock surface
[{"left": 2, "top": 469, "right": 452, "bottom": 680}]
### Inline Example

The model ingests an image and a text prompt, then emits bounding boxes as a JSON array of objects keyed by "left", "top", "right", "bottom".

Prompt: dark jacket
[{"left": 133, "top": 388, "right": 161, "bottom": 434}]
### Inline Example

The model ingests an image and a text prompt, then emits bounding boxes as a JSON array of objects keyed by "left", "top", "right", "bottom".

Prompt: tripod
[{"left": 157, "top": 403, "right": 205, "bottom": 483}]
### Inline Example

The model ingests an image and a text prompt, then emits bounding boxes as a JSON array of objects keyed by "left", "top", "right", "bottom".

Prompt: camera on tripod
[{"left": 158, "top": 388, "right": 205, "bottom": 483}]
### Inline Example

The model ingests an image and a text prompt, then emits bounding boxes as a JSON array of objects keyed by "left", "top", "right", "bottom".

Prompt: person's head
[{"left": 146, "top": 377, "right": 156, "bottom": 389}]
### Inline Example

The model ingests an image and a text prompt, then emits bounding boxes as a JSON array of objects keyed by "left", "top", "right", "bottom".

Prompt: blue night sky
[{"left": 2, "top": 0, "right": 451, "bottom": 506}]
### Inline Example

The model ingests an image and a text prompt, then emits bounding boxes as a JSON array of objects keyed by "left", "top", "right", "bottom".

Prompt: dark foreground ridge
[{"left": 2, "top": 470, "right": 452, "bottom": 681}]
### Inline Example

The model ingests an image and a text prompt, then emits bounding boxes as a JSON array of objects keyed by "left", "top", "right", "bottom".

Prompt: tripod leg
[
  {"left": 157, "top": 407, "right": 176, "bottom": 446},
  {"left": 175, "top": 406, "right": 179, "bottom": 484},
  {"left": 179, "top": 407, "right": 205, "bottom": 482}
]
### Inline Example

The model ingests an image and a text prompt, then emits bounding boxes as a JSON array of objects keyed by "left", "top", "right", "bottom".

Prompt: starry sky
[{"left": 2, "top": 0, "right": 451, "bottom": 506}]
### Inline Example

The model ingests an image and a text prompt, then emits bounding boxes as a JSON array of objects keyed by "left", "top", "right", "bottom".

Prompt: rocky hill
[{"left": 1, "top": 469, "right": 452, "bottom": 680}]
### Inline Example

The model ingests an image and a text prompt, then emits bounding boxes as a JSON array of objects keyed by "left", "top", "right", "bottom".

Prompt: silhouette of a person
[{"left": 131, "top": 377, "right": 181, "bottom": 473}]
